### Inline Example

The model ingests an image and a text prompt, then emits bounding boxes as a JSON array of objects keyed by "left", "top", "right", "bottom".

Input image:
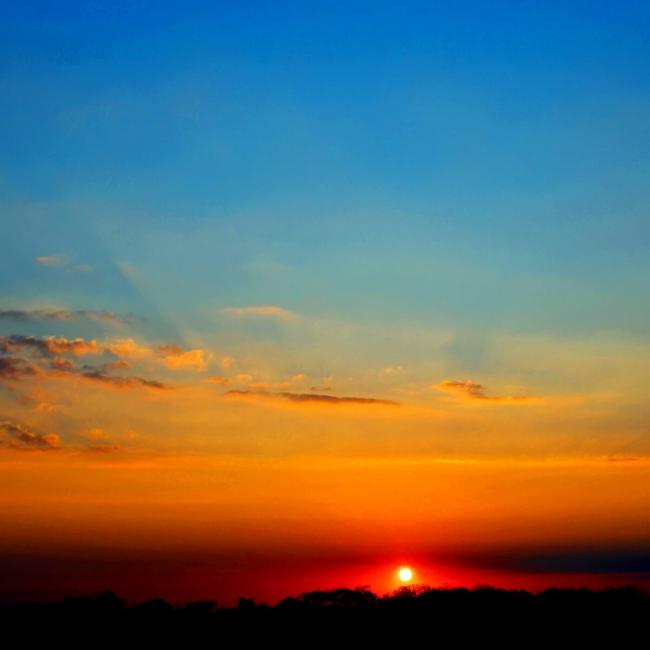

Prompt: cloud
[
  {"left": 158, "top": 343, "right": 183, "bottom": 356},
  {"left": 34, "top": 254, "right": 66, "bottom": 268},
  {"left": 0, "top": 420, "right": 60, "bottom": 450},
  {"left": 225, "top": 389, "right": 399, "bottom": 406},
  {"left": 79, "top": 369, "right": 170, "bottom": 390},
  {"left": 1, "top": 335, "right": 205, "bottom": 367},
  {"left": 0, "top": 309, "right": 132, "bottom": 325},
  {"left": 435, "top": 379, "right": 537, "bottom": 404},
  {"left": 158, "top": 344, "right": 208, "bottom": 372},
  {"left": 437, "top": 379, "right": 487, "bottom": 398},
  {"left": 33, "top": 255, "right": 91, "bottom": 273},
  {"left": 221, "top": 305, "right": 296, "bottom": 319},
  {"left": 0, "top": 421, "right": 124, "bottom": 454},
  {"left": 49, "top": 360, "right": 171, "bottom": 391},
  {"left": 50, "top": 356, "right": 75, "bottom": 371},
  {"left": 105, "top": 338, "right": 152, "bottom": 359},
  {"left": 0, "top": 356, "right": 40, "bottom": 381},
  {"left": 0, "top": 335, "right": 173, "bottom": 391},
  {"left": 102, "top": 359, "right": 131, "bottom": 370},
  {"left": 0, "top": 335, "right": 101, "bottom": 357}
]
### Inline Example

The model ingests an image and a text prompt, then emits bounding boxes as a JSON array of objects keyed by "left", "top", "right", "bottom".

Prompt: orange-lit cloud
[
  {"left": 50, "top": 356, "right": 75, "bottom": 371},
  {"left": 103, "top": 359, "right": 131, "bottom": 370},
  {"left": 226, "top": 389, "right": 399, "bottom": 406},
  {"left": 0, "top": 335, "right": 158, "bottom": 361},
  {"left": 0, "top": 335, "right": 102, "bottom": 356},
  {"left": 0, "top": 420, "right": 60, "bottom": 450},
  {"left": 0, "top": 356, "right": 40, "bottom": 381},
  {"left": 3, "top": 335, "right": 207, "bottom": 371},
  {"left": 159, "top": 345, "right": 208, "bottom": 372},
  {"left": 39, "top": 358, "right": 170, "bottom": 392},
  {"left": 106, "top": 338, "right": 152, "bottom": 359},
  {"left": 436, "top": 379, "right": 538, "bottom": 404},
  {"left": 0, "top": 420, "right": 129, "bottom": 454},
  {"left": 0, "top": 334, "right": 179, "bottom": 392}
]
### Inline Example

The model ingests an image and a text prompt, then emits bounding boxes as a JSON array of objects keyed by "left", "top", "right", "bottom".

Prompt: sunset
[{"left": 1, "top": 1, "right": 649, "bottom": 639}]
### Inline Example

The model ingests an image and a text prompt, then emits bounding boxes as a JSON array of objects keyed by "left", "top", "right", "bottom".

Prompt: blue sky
[{"left": 1, "top": 1, "right": 649, "bottom": 342}]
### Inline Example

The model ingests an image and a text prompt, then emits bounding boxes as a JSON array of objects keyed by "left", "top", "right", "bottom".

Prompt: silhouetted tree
[{"left": 237, "top": 596, "right": 257, "bottom": 609}]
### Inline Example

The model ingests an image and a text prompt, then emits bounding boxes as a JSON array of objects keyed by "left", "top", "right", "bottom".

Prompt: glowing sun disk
[{"left": 398, "top": 567, "right": 413, "bottom": 582}]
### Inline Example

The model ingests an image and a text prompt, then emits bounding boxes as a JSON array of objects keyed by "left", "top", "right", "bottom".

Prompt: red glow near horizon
[{"left": 1, "top": 550, "right": 649, "bottom": 606}]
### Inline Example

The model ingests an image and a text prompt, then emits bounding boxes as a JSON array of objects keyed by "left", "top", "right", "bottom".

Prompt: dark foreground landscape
[{"left": 3, "top": 585, "right": 648, "bottom": 644}]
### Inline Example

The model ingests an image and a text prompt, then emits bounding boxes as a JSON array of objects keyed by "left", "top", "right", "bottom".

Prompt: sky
[{"left": 1, "top": 1, "right": 649, "bottom": 605}]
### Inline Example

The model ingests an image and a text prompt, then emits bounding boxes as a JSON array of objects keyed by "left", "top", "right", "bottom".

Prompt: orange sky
[
  {"left": 1, "top": 322, "right": 650, "bottom": 603},
  {"left": 1, "top": 384, "right": 649, "bottom": 604}
]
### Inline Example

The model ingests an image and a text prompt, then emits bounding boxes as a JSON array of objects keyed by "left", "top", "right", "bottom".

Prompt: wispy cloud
[
  {"left": 34, "top": 254, "right": 66, "bottom": 268},
  {"left": 0, "top": 309, "right": 133, "bottom": 325},
  {"left": 79, "top": 369, "right": 170, "bottom": 390},
  {"left": 226, "top": 389, "right": 399, "bottom": 406},
  {"left": 46, "top": 357, "right": 171, "bottom": 391},
  {"left": 435, "top": 379, "right": 538, "bottom": 404},
  {"left": 34, "top": 255, "right": 91, "bottom": 273},
  {"left": 221, "top": 305, "right": 296, "bottom": 319}
]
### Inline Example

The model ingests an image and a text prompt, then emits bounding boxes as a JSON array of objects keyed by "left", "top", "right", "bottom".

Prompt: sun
[{"left": 398, "top": 566, "right": 413, "bottom": 583}]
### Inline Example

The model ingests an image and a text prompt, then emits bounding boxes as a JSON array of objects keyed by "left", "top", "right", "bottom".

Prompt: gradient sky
[{"left": 1, "top": 1, "right": 649, "bottom": 604}]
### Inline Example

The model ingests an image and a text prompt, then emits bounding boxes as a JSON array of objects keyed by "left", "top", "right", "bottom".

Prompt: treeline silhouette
[{"left": 2, "top": 585, "right": 648, "bottom": 643}]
